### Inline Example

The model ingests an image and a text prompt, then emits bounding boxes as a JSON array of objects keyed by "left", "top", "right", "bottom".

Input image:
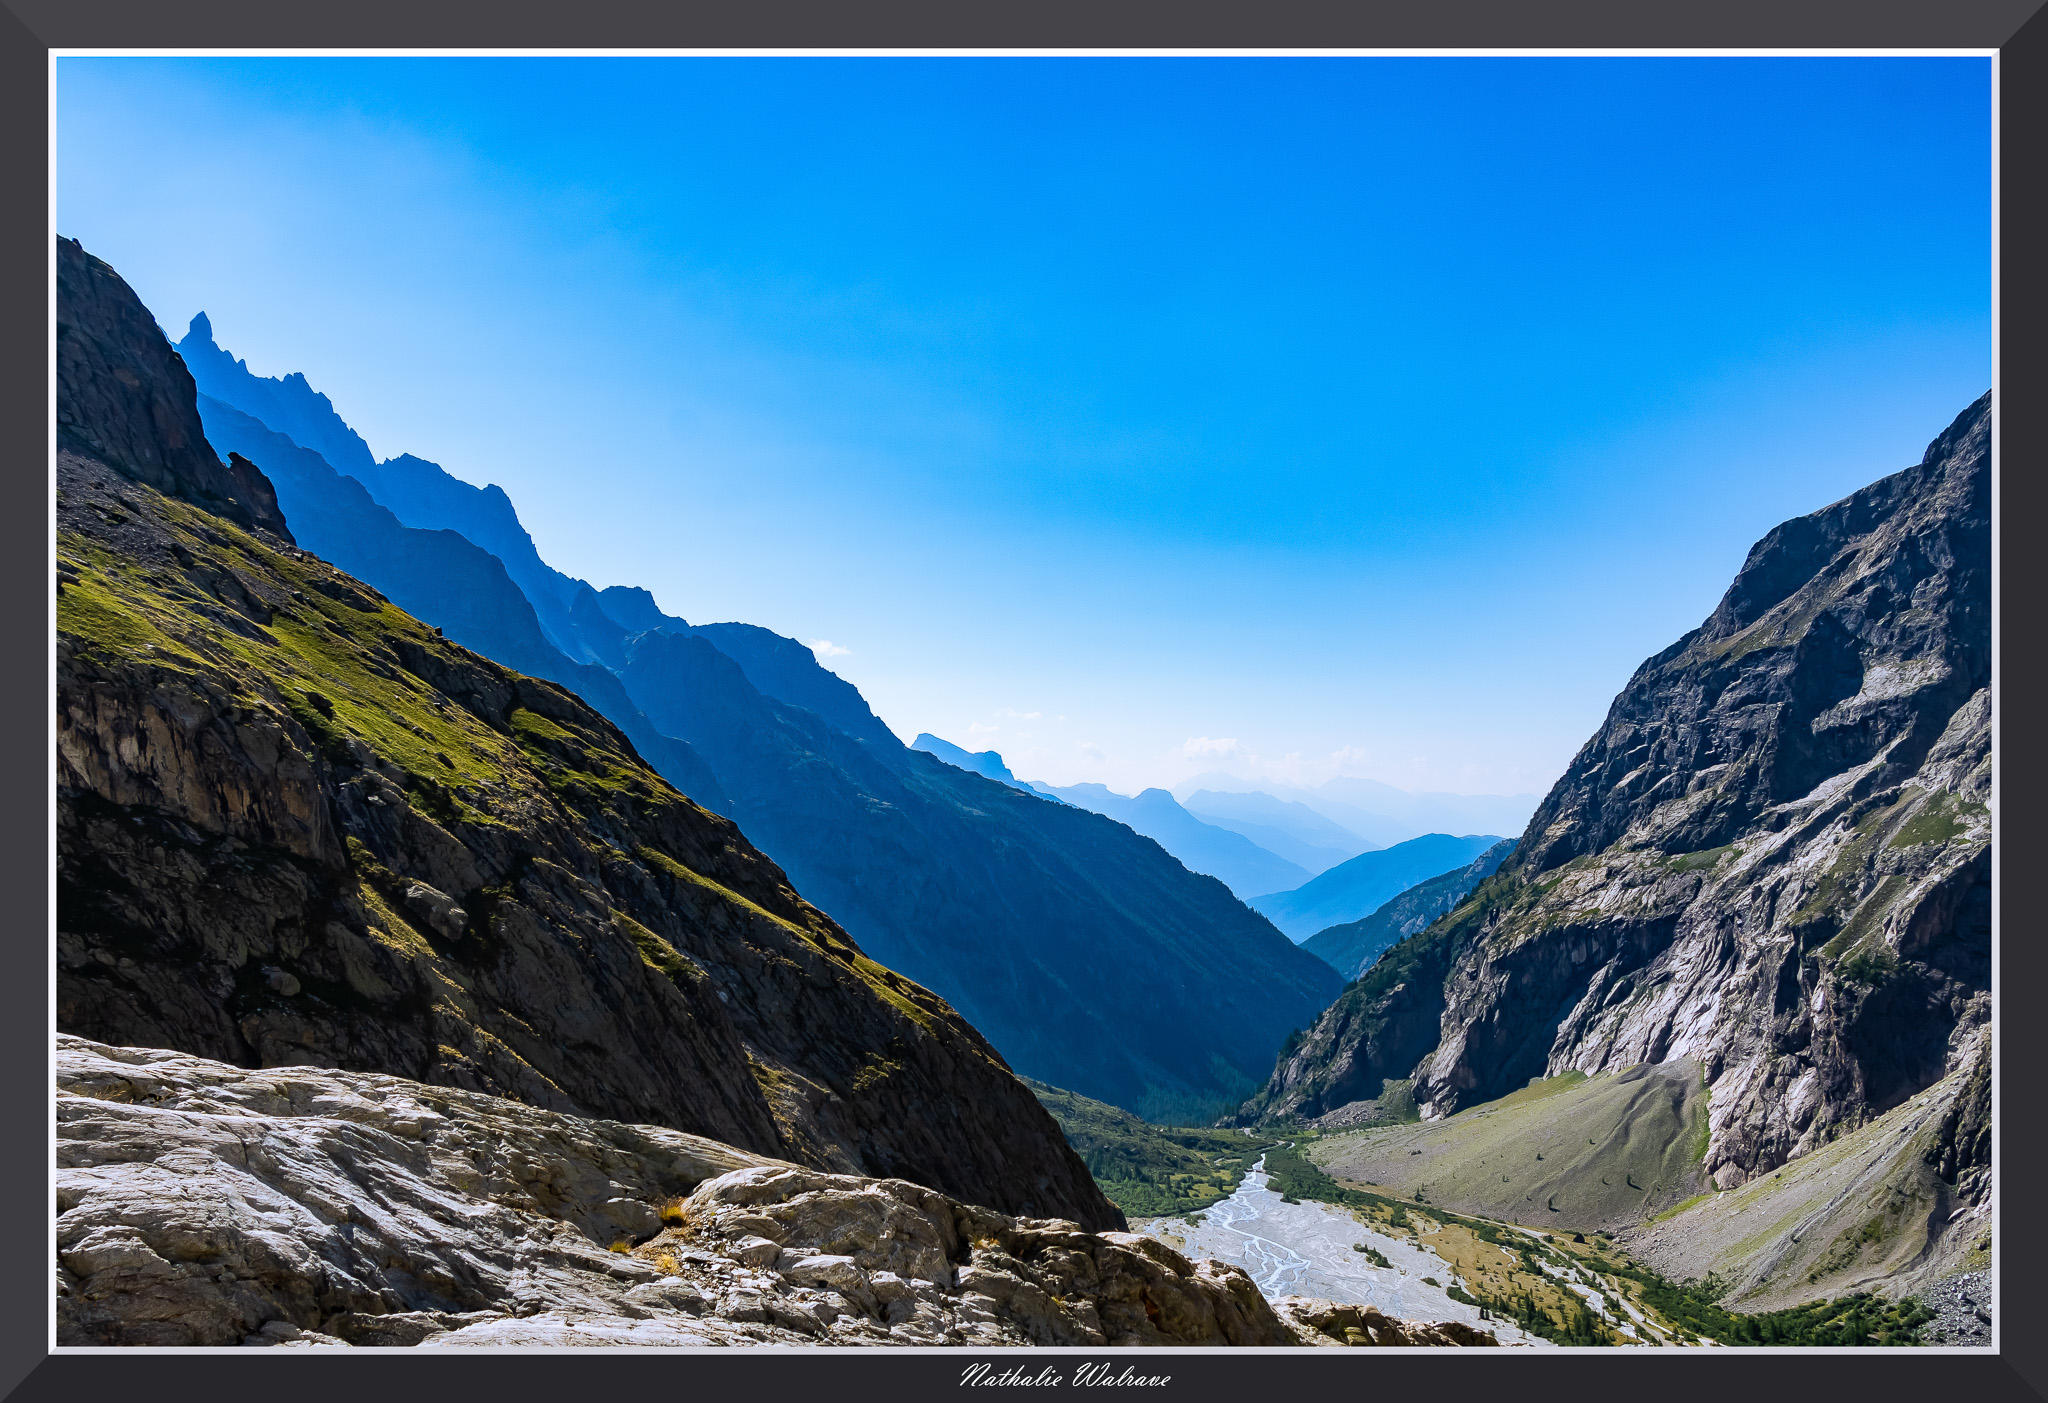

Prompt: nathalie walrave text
[{"left": 961, "top": 1364, "right": 1172, "bottom": 1388}]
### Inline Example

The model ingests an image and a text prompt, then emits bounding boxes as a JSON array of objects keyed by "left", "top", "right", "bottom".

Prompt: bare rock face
[
  {"left": 1272, "top": 1298, "right": 1500, "bottom": 1347},
  {"left": 651, "top": 1164, "right": 1300, "bottom": 1346},
  {"left": 57, "top": 1039, "right": 1486, "bottom": 1348},
  {"left": 1240, "top": 395, "right": 1991, "bottom": 1199},
  {"left": 56, "top": 237, "right": 290, "bottom": 540},
  {"left": 57, "top": 1036, "right": 780, "bottom": 1346},
  {"left": 54, "top": 243, "right": 1118, "bottom": 1232}
]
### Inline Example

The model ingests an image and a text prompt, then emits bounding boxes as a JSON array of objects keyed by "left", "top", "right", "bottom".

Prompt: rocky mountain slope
[
  {"left": 1302, "top": 839, "right": 1515, "bottom": 980},
  {"left": 179, "top": 313, "right": 1342, "bottom": 1122},
  {"left": 57, "top": 1037, "right": 1492, "bottom": 1348},
  {"left": 1251, "top": 833, "right": 1506, "bottom": 939},
  {"left": 55, "top": 236, "right": 1116, "bottom": 1231},
  {"left": 1618, "top": 1043, "right": 1990, "bottom": 1310},
  {"left": 1236, "top": 396, "right": 1992, "bottom": 1220}
]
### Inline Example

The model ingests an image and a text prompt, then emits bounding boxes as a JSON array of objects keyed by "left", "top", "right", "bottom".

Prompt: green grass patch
[
  {"left": 1665, "top": 844, "right": 1739, "bottom": 874},
  {"left": 1647, "top": 1191, "right": 1715, "bottom": 1224},
  {"left": 1888, "top": 796, "right": 1980, "bottom": 850}
]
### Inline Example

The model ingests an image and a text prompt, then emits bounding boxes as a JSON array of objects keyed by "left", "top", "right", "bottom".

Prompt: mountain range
[
  {"left": 1299, "top": 839, "right": 1515, "bottom": 980},
  {"left": 1176, "top": 774, "right": 1538, "bottom": 854},
  {"left": 53, "top": 233, "right": 1994, "bottom": 1340},
  {"left": 1249, "top": 833, "right": 1507, "bottom": 940},
  {"left": 54, "top": 235, "right": 1116, "bottom": 1230},
  {"left": 1175, "top": 789, "right": 1374, "bottom": 875},
  {"left": 1018, "top": 780, "right": 1312, "bottom": 900},
  {"left": 173, "top": 309, "right": 1342, "bottom": 1122}
]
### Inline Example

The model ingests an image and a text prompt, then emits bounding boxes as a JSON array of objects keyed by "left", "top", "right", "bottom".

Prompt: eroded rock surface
[
  {"left": 57, "top": 1038, "right": 1494, "bottom": 1348},
  {"left": 1273, "top": 1298, "right": 1499, "bottom": 1347}
]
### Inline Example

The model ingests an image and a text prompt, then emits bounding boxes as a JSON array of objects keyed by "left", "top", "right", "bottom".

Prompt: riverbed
[{"left": 1136, "top": 1153, "right": 1552, "bottom": 1347}]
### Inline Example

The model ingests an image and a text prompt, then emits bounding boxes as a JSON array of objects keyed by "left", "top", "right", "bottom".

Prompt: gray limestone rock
[{"left": 56, "top": 1036, "right": 1495, "bottom": 1348}]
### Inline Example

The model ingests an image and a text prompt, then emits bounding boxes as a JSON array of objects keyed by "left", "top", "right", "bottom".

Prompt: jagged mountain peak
[{"left": 57, "top": 238, "right": 291, "bottom": 541}]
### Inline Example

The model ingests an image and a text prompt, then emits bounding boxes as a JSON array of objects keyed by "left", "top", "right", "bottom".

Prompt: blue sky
[{"left": 55, "top": 56, "right": 1991, "bottom": 797}]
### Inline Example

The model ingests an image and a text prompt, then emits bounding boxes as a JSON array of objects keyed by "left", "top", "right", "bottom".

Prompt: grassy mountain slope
[
  {"left": 1310, "top": 1063, "right": 1711, "bottom": 1229},
  {"left": 191, "top": 394, "right": 730, "bottom": 814}
]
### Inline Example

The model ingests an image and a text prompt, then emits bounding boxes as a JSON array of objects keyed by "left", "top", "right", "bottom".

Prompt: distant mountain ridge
[
  {"left": 912, "top": 734, "right": 1028, "bottom": 787},
  {"left": 1249, "top": 833, "right": 1506, "bottom": 940},
  {"left": 1176, "top": 773, "right": 1537, "bottom": 853},
  {"left": 1178, "top": 789, "right": 1374, "bottom": 875},
  {"left": 1022, "top": 782, "right": 1311, "bottom": 901},
  {"left": 180, "top": 314, "right": 1343, "bottom": 1121},
  {"left": 178, "top": 317, "right": 599, "bottom": 661},
  {"left": 1300, "top": 840, "right": 1515, "bottom": 980}
]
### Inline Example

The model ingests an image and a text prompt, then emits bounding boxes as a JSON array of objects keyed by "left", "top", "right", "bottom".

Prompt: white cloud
[
  {"left": 1179, "top": 736, "right": 1242, "bottom": 760},
  {"left": 968, "top": 722, "right": 999, "bottom": 736},
  {"left": 808, "top": 638, "right": 852, "bottom": 658}
]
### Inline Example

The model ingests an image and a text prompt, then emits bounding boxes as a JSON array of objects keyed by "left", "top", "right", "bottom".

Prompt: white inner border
[{"left": 45, "top": 46, "right": 2002, "bottom": 1359}]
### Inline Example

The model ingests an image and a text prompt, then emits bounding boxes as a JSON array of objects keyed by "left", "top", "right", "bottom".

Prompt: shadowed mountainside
[
  {"left": 56, "top": 238, "right": 1119, "bottom": 1231},
  {"left": 615, "top": 628, "right": 1342, "bottom": 1121}
]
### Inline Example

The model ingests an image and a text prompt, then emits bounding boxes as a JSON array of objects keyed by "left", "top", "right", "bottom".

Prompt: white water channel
[{"left": 1138, "top": 1151, "right": 1553, "bottom": 1348}]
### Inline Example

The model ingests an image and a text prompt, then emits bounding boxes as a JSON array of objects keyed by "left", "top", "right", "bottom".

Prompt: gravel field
[{"left": 1916, "top": 1269, "right": 1993, "bottom": 1348}]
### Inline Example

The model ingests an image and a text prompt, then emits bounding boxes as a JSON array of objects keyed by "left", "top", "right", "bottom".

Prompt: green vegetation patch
[
  {"left": 1819, "top": 874, "right": 1908, "bottom": 964},
  {"left": 1026, "top": 1078, "right": 1278, "bottom": 1218},
  {"left": 1888, "top": 794, "right": 1984, "bottom": 850},
  {"left": 1665, "top": 844, "right": 1739, "bottom": 874},
  {"left": 58, "top": 515, "right": 528, "bottom": 830},
  {"left": 613, "top": 908, "right": 705, "bottom": 987},
  {"left": 1597, "top": 1265, "right": 1931, "bottom": 1346}
]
